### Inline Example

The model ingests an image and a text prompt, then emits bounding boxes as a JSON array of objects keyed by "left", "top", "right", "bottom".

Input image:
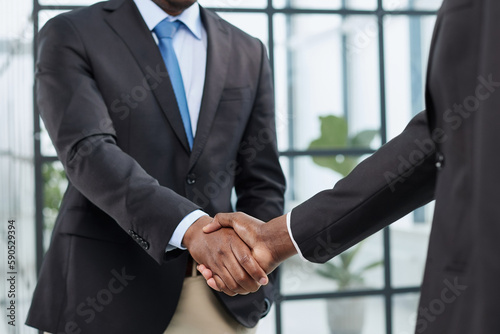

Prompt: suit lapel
[
  {"left": 189, "top": 8, "right": 232, "bottom": 170},
  {"left": 103, "top": 0, "right": 191, "bottom": 153}
]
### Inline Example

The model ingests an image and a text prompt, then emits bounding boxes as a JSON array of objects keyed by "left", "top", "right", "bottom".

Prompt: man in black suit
[
  {"left": 199, "top": 0, "right": 500, "bottom": 332},
  {"left": 27, "top": 0, "right": 285, "bottom": 333}
]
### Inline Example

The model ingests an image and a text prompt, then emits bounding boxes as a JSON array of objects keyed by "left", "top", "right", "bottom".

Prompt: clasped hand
[{"left": 184, "top": 213, "right": 295, "bottom": 296}]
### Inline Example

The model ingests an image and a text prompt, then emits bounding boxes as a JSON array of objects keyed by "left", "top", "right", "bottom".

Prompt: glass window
[
  {"left": 39, "top": 0, "right": 103, "bottom": 5},
  {"left": 393, "top": 293, "right": 420, "bottom": 334},
  {"left": 282, "top": 296, "right": 386, "bottom": 334},
  {"left": 281, "top": 232, "right": 384, "bottom": 296},
  {"left": 390, "top": 203, "right": 434, "bottom": 288},
  {"left": 29, "top": 1, "right": 445, "bottom": 334},
  {"left": 216, "top": 12, "right": 269, "bottom": 47},
  {"left": 42, "top": 161, "right": 68, "bottom": 251},
  {"left": 274, "top": 14, "right": 381, "bottom": 152},
  {"left": 200, "top": 0, "right": 267, "bottom": 8},
  {"left": 274, "top": 0, "right": 377, "bottom": 10},
  {"left": 384, "top": 15, "right": 437, "bottom": 140},
  {"left": 383, "top": 0, "right": 443, "bottom": 11},
  {"left": 1, "top": 1, "right": 36, "bottom": 333}
]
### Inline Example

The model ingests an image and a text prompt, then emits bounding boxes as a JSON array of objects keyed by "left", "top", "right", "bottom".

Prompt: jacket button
[
  {"left": 142, "top": 242, "right": 150, "bottom": 250},
  {"left": 186, "top": 173, "right": 196, "bottom": 185},
  {"left": 436, "top": 152, "right": 445, "bottom": 170}
]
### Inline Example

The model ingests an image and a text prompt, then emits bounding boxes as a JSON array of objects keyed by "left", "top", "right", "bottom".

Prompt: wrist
[
  {"left": 263, "top": 215, "right": 297, "bottom": 264},
  {"left": 183, "top": 215, "right": 212, "bottom": 249}
]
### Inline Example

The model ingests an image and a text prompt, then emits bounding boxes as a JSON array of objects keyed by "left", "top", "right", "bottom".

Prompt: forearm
[
  {"left": 291, "top": 111, "right": 437, "bottom": 263},
  {"left": 65, "top": 135, "right": 199, "bottom": 262}
]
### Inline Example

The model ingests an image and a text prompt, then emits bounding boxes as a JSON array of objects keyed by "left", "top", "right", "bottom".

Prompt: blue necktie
[{"left": 154, "top": 19, "right": 194, "bottom": 149}]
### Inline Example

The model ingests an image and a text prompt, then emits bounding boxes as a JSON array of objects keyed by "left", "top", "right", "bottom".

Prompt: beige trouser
[
  {"left": 45, "top": 273, "right": 258, "bottom": 334},
  {"left": 164, "top": 275, "right": 258, "bottom": 334}
]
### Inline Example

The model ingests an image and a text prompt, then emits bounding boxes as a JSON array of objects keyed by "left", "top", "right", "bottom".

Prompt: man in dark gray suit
[
  {"left": 26, "top": 0, "right": 285, "bottom": 333},
  {"left": 200, "top": 0, "right": 500, "bottom": 333}
]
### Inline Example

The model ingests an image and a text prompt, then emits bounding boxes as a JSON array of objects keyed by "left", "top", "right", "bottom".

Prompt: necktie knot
[{"left": 153, "top": 19, "right": 181, "bottom": 39}]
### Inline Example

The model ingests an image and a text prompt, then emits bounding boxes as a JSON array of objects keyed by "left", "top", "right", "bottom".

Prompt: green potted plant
[
  {"left": 309, "top": 114, "right": 382, "bottom": 334},
  {"left": 316, "top": 243, "right": 384, "bottom": 291},
  {"left": 317, "top": 243, "right": 383, "bottom": 334},
  {"left": 308, "top": 114, "right": 379, "bottom": 177}
]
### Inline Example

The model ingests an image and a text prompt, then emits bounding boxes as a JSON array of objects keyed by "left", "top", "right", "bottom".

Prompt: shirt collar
[{"left": 133, "top": 0, "right": 203, "bottom": 40}]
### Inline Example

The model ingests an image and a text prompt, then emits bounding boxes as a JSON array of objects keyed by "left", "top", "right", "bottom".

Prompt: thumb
[{"left": 203, "top": 213, "right": 234, "bottom": 233}]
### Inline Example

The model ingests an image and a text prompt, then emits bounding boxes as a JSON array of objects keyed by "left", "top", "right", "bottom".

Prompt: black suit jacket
[
  {"left": 27, "top": 1, "right": 285, "bottom": 333},
  {"left": 290, "top": 0, "right": 500, "bottom": 332}
]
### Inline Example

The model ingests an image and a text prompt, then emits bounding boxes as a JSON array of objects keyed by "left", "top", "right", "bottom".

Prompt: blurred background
[{"left": 1, "top": 0, "right": 444, "bottom": 333}]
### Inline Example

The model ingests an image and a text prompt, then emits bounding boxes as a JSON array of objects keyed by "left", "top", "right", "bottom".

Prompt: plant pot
[{"left": 326, "top": 296, "right": 366, "bottom": 334}]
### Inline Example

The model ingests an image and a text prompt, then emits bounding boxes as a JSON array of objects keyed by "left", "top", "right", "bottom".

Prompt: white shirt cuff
[
  {"left": 286, "top": 210, "right": 308, "bottom": 262},
  {"left": 165, "top": 210, "right": 208, "bottom": 252}
]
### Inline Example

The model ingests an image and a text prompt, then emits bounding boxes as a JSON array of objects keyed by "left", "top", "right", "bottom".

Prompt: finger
[
  {"left": 213, "top": 275, "right": 237, "bottom": 296},
  {"left": 197, "top": 265, "right": 220, "bottom": 291},
  {"left": 197, "top": 265, "right": 213, "bottom": 281},
  {"left": 197, "top": 264, "right": 208, "bottom": 274},
  {"left": 200, "top": 262, "right": 238, "bottom": 295},
  {"left": 204, "top": 213, "right": 235, "bottom": 233},
  {"left": 211, "top": 257, "right": 254, "bottom": 295},
  {"left": 218, "top": 246, "right": 261, "bottom": 294},
  {"left": 218, "top": 264, "right": 251, "bottom": 295},
  {"left": 231, "top": 241, "right": 268, "bottom": 287},
  {"left": 206, "top": 278, "right": 220, "bottom": 291},
  {"left": 202, "top": 220, "right": 223, "bottom": 233},
  {"left": 223, "top": 263, "right": 259, "bottom": 295}
]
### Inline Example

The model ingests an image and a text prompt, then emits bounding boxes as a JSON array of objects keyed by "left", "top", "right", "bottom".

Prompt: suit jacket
[
  {"left": 290, "top": 0, "right": 500, "bottom": 332},
  {"left": 26, "top": 1, "right": 285, "bottom": 333}
]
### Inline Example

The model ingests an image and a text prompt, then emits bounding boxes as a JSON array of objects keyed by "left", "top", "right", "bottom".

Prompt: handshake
[{"left": 182, "top": 213, "right": 297, "bottom": 296}]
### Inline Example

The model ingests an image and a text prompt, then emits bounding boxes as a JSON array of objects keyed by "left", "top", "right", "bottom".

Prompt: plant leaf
[
  {"left": 317, "top": 262, "right": 345, "bottom": 281},
  {"left": 350, "top": 129, "right": 379, "bottom": 148},
  {"left": 342, "top": 243, "right": 363, "bottom": 269},
  {"left": 308, "top": 115, "right": 378, "bottom": 177},
  {"left": 359, "top": 260, "right": 384, "bottom": 273}
]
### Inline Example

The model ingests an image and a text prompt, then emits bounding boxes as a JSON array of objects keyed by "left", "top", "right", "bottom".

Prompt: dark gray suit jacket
[
  {"left": 290, "top": 0, "right": 500, "bottom": 333},
  {"left": 27, "top": 0, "right": 285, "bottom": 333}
]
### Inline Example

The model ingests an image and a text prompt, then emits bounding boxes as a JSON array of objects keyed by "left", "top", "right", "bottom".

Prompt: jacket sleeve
[
  {"left": 290, "top": 111, "right": 437, "bottom": 263},
  {"left": 36, "top": 15, "right": 199, "bottom": 264},
  {"left": 234, "top": 40, "right": 286, "bottom": 222}
]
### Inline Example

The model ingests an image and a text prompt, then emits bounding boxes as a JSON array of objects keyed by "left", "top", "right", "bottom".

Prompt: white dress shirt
[
  {"left": 286, "top": 211, "right": 307, "bottom": 261},
  {"left": 133, "top": 0, "right": 208, "bottom": 251}
]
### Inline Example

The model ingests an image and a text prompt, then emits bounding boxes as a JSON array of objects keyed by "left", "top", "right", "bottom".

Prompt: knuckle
[
  {"left": 227, "top": 281, "right": 239, "bottom": 291},
  {"left": 235, "top": 272, "right": 248, "bottom": 283},
  {"left": 239, "top": 254, "right": 251, "bottom": 265},
  {"left": 217, "top": 249, "right": 225, "bottom": 257}
]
